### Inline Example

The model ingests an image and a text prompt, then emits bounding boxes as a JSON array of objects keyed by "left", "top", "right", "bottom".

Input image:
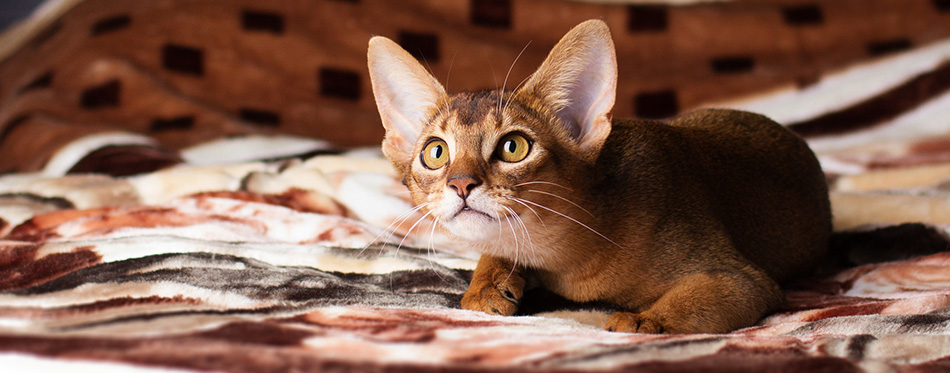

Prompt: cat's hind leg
[
  {"left": 605, "top": 268, "right": 783, "bottom": 334},
  {"left": 461, "top": 255, "right": 526, "bottom": 316}
]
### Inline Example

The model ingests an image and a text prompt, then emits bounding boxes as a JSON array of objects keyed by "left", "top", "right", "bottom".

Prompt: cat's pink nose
[{"left": 447, "top": 175, "right": 481, "bottom": 199}]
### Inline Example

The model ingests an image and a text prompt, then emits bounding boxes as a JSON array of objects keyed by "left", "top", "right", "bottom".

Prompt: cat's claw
[
  {"left": 460, "top": 278, "right": 522, "bottom": 316},
  {"left": 605, "top": 312, "right": 670, "bottom": 334}
]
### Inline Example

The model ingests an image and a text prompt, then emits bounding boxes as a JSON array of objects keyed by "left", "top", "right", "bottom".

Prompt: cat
[{"left": 366, "top": 19, "right": 832, "bottom": 334}]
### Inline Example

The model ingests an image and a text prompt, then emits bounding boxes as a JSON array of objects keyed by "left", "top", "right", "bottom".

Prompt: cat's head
[{"left": 367, "top": 20, "right": 617, "bottom": 260}]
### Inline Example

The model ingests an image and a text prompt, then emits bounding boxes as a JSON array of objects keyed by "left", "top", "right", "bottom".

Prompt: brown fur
[{"left": 367, "top": 20, "right": 832, "bottom": 334}]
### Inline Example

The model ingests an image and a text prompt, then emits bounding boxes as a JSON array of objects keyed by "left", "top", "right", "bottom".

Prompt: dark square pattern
[
  {"left": 81, "top": 80, "right": 121, "bottom": 109},
  {"left": 627, "top": 6, "right": 668, "bottom": 32},
  {"left": 398, "top": 31, "right": 440, "bottom": 63},
  {"left": 162, "top": 44, "right": 204, "bottom": 76},
  {"left": 782, "top": 5, "right": 824, "bottom": 26},
  {"left": 241, "top": 10, "right": 284, "bottom": 34},
  {"left": 635, "top": 91, "right": 678, "bottom": 119},
  {"left": 711, "top": 56, "right": 755, "bottom": 74},
  {"left": 92, "top": 15, "right": 131, "bottom": 36},
  {"left": 240, "top": 108, "right": 281, "bottom": 127},
  {"left": 319, "top": 68, "right": 361, "bottom": 101},
  {"left": 150, "top": 116, "right": 196, "bottom": 132},
  {"left": 471, "top": 0, "right": 511, "bottom": 29}
]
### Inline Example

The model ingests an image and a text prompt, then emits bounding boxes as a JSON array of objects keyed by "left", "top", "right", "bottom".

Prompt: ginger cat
[{"left": 367, "top": 20, "right": 832, "bottom": 334}]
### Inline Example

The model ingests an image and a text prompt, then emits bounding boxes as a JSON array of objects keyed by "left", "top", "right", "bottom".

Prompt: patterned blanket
[
  {"left": 5, "top": 0, "right": 950, "bottom": 371},
  {"left": 3, "top": 138, "right": 950, "bottom": 372}
]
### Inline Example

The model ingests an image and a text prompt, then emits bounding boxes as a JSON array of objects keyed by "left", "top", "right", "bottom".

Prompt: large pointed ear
[
  {"left": 367, "top": 36, "right": 447, "bottom": 165},
  {"left": 518, "top": 20, "right": 617, "bottom": 156}
]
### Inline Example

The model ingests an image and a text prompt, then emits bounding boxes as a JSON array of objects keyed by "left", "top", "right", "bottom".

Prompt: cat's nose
[{"left": 447, "top": 175, "right": 481, "bottom": 199}]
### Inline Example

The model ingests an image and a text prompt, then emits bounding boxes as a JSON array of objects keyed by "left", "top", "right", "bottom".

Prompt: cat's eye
[
  {"left": 421, "top": 138, "right": 449, "bottom": 169},
  {"left": 496, "top": 133, "right": 531, "bottom": 163}
]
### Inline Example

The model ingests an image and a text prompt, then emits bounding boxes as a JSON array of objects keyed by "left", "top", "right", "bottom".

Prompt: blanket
[
  {"left": 5, "top": 0, "right": 950, "bottom": 372},
  {"left": 2, "top": 143, "right": 950, "bottom": 372}
]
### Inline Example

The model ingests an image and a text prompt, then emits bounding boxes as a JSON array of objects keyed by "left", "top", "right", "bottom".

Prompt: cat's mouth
[{"left": 452, "top": 206, "right": 492, "bottom": 220}]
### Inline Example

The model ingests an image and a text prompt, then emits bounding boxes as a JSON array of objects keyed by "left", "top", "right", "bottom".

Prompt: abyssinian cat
[{"left": 366, "top": 20, "right": 832, "bottom": 334}]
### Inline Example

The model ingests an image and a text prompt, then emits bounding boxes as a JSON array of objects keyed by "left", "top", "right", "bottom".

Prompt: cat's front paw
[
  {"left": 606, "top": 312, "right": 671, "bottom": 334},
  {"left": 460, "top": 274, "right": 523, "bottom": 316}
]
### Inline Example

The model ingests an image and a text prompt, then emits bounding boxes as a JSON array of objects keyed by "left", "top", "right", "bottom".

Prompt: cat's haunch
[{"left": 367, "top": 19, "right": 831, "bottom": 334}]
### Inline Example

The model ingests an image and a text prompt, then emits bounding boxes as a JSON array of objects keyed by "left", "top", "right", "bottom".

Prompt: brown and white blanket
[
  {"left": 5, "top": 0, "right": 950, "bottom": 372},
  {"left": 3, "top": 144, "right": 950, "bottom": 372}
]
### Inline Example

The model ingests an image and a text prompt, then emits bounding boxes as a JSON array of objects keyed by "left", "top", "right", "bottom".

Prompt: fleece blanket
[{"left": 3, "top": 138, "right": 950, "bottom": 372}]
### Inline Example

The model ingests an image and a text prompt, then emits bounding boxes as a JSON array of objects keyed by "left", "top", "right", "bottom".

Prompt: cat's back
[{"left": 602, "top": 108, "right": 831, "bottom": 283}]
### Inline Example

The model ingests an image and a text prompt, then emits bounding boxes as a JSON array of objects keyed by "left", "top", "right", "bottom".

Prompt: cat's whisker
[
  {"left": 499, "top": 41, "right": 533, "bottom": 114},
  {"left": 514, "top": 181, "right": 573, "bottom": 191},
  {"left": 379, "top": 204, "right": 429, "bottom": 248},
  {"left": 508, "top": 206, "right": 532, "bottom": 246},
  {"left": 524, "top": 189, "right": 594, "bottom": 218},
  {"left": 419, "top": 54, "right": 449, "bottom": 122},
  {"left": 502, "top": 213, "right": 521, "bottom": 284},
  {"left": 506, "top": 196, "right": 545, "bottom": 228},
  {"left": 514, "top": 215, "right": 530, "bottom": 273},
  {"left": 426, "top": 216, "right": 448, "bottom": 283},
  {"left": 445, "top": 52, "right": 457, "bottom": 94},
  {"left": 502, "top": 72, "right": 534, "bottom": 114},
  {"left": 495, "top": 209, "right": 504, "bottom": 240},
  {"left": 513, "top": 197, "right": 623, "bottom": 249},
  {"left": 503, "top": 205, "right": 533, "bottom": 283},
  {"left": 390, "top": 209, "right": 434, "bottom": 289},
  {"left": 384, "top": 205, "right": 431, "bottom": 291},
  {"left": 488, "top": 57, "right": 500, "bottom": 95},
  {"left": 360, "top": 203, "right": 429, "bottom": 256},
  {"left": 438, "top": 52, "right": 458, "bottom": 123},
  {"left": 507, "top": 206, "right": 532, "bottom": 251},
  {"left": 395, "top": 209, "right": 434, "bottom": 256}
]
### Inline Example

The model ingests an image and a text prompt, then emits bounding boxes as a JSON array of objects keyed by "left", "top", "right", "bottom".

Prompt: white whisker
[
  {"left": 427, "top": 216, "right": 447, "bottom": 282},
  {"left": 419, "top": 54, "right": 450, "bottom": 124},
  {"left": 504, "top": 205, "right": 532, "bottom": 266},
  {"left": 524, "top": 189, "right": 594, "bottom": 218},
  {"left": 513, "top": 197, "right": 623, "bottom": 249},
  {"left": 514, "top": 181, "right": 573, "bottom": 191},
  {"left": 488, "top": 58, "right": 499, "bottom": 95},
  {"left": 389, "top": 208, "right": 434, "bottom": 292},
  {"left": 499, "top": 41, "right": 533, "bottom": 114},
  {"left": 395, "top": 209, "right": 434, "bottom": 255},
  {"left": 445, "top": 52, "right": 457, "bottom": 93},
  {"left": 502, "top": 72, "right": 534, "bottom": 114},
  {"left": 506, "top": 197, "right": 545, "bottom": 228},
  {"left": 360, "top": 203, "right": 429, "bottom": 256},
  {"left": 502, "top": 213, "right": 520, "bottom": 284}
]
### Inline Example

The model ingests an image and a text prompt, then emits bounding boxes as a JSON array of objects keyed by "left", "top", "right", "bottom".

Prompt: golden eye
[
  {"left": 496, "top": 133, "right": 531, "bottom": 163},
  {"left": 421, "top": 138, "right": 449, "bottom": 169}
]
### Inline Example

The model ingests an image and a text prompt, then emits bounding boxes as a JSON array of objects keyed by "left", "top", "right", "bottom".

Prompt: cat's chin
[{"left": 440, "top": 209, "right": 499, "bottom": 242}]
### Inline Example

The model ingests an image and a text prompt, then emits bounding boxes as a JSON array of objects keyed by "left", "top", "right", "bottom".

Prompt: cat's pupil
[
  {"left": 504, "top": 140, "right": 516, "bottom": 153},
  {"left": 431, "top": 145, "right": 443, "bottom": 159}
]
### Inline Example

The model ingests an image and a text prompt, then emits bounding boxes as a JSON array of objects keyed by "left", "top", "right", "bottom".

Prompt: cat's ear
[
  {"left": 367, "top": 36, "right": 447, "bottom": 164},
  {"left": 519, "top": 19, "right": 616, "bottom": 156}
]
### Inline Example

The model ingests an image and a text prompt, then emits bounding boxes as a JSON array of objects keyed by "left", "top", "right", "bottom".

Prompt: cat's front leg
[
  {"left": 605, "top": 269, "right": 783, "bottom": 334},
  {"left": 461, "top": 255, "right": 526, "bottom": 316}
]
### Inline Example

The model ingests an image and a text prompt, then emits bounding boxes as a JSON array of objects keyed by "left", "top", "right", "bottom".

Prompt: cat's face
[
  {"left": 401, "top": 90, "right": 565, "bottom": 245},
  {"left": 368, "top": 20, "right": 617, "bottom": 262}
]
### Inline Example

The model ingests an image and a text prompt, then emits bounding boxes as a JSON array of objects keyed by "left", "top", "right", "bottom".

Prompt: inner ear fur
[
  {"left": 518, "top": 19, "right": 617, "bottom": 158},
  {"left": 367, "top": 36, "right": 447, "bottom": 166}
]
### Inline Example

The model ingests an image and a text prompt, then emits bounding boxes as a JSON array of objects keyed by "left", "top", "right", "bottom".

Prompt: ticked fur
[{"left": 367, "top": 20, "right": 832, "bottom": 334}]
